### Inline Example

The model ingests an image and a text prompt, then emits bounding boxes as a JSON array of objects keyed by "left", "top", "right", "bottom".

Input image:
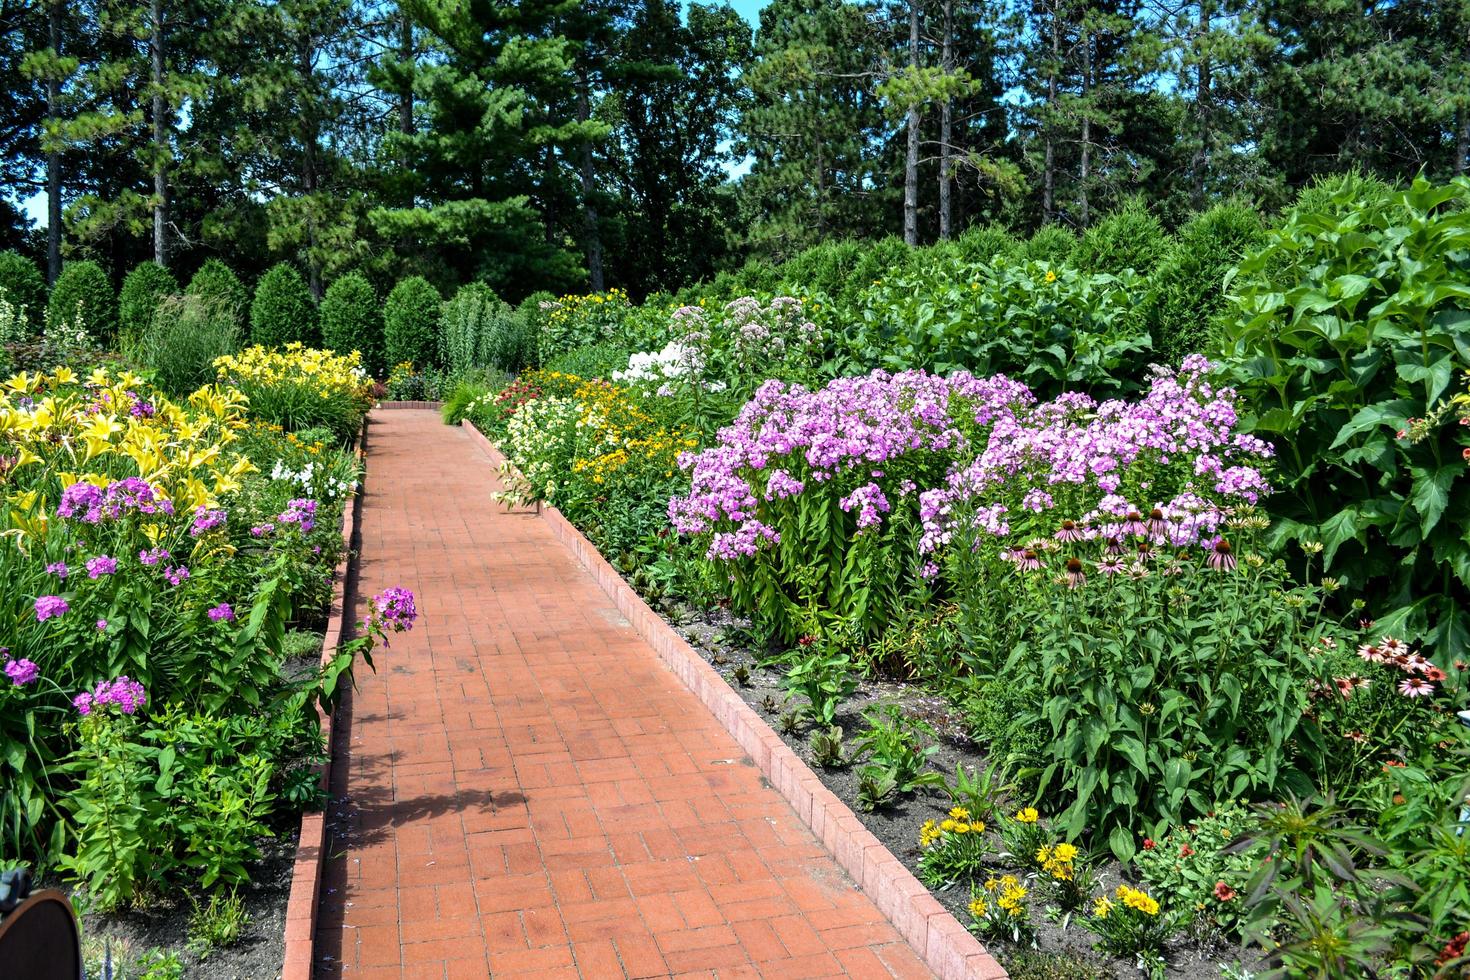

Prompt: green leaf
[{"left": 1410, "top": 463, "right": 1460, "bottom": 534}]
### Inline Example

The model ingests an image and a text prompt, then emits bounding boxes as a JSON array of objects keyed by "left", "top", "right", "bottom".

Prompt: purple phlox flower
[
  {"left": 190, "top": 506, "right": 227, "bottom": 537},
  {"left": 139, "top": 547, "right": 170, "bottom": 566},
  {"left": 85, "top": 554, "right": 118, "bottom": 578},
  {"left": 4, "top": 658, "right": 39, "bottom": 687},
  {"left": 250, "top": 524, "right": 275, "bottom": 537},
  {"left": 207, "top": 602, "right": 235, "bottom": 622},
  {"left": 74, "top": 675, "right": 147, "bottom": 716},
  {"left": 277, "top": 498, "right": 317, "bottom": 533},
  {"left": 57, "top": 482, "right": 104, "bottom": 523},
  {"left": 372, "top": 587, "right": 417, "bottom": 632},
  {"left": 164, "top": 565, "right": 190, "bottom": 586},
  {"left": 96, "top": 619, "right": 108, "bottom": 631},
  {"left": 45, "top": 561, "right": 69, "bottom": 579},
  {"left": 34, "top": 595, "right": 69, "bottom": 621}
]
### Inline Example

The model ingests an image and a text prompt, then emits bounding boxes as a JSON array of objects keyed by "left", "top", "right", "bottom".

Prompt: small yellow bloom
[{"left": 1014, "top": 807, "right": 1039, "bottom": 824}]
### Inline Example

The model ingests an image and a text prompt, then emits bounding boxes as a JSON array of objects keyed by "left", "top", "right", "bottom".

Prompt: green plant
[
  {"left": 1149, "top": 200, "right": 1266, "bottom": 361},
  {"left": 1023, "top": 225, "right": 1078, "bottom": 264},
  {"left": 1223, "top": 176, "right": 1470, "bottom": 662},
  {"left": 319, "top": 272, "right": 382, "bottom": 376},
  {"left": 946, "top": 759, "right": 1017, "bottom": 824},
  {"left": 730, "top": 664, "right": 751, "bottom": 687},
  {"left": 536, "top": 288, "right": 632, "bottom": 365},
  {"left": 250, "top": 262, "right": 318, "bottom": 347},
  {"left": 1084, "top": 883, "right": 1174, "bottom": 975},
  {"left": 782, "top": 649, "right": 859, "bottom": 725},
  {"left": 954, "top": 223, "right": 1023, "bottom": 267},
  {"left": 544, "top": 339, "right": 635, "bottom": 380},
  {"left": 48, "top": 259, "right": 118, "bottom": 341},
  {"left": 0, "top": 249, "right": 46, "bottom": 315},
  {"left": 186, "top": 258, "right": 249, "bottom": 328},
  {"left": 968, "top": 873, "right": 1035, "bottom": 944},
  {"left": 809, "top": 725, "right": 847, "bottom": 768},
  {"left": 998, "top": 949, "right": 1112, "bottom": 980},
  {"left": 918, "top": 806, "right": 991, "bottom": 886},
  {"left": 187, "top": 889, "right": 251, "bottom": 957},
  {"left": 855, "top": 767, "right": 898, "bottom": 812},
  {"left": 777, "top": 709, "right": 801, "bottom": 735},
  {"left": 1133, "top": 802, "right": 1261, "bottom": 936},
  {"left": 118, "top": 261, "right": 179, "bottom": 341},
  {"left": 384, "top": 275, "right": 443, "bottom": 369},
  {"left": 1073, "top": 196, "right": 1170, "bottom": 277},
  {"left": 132, "top": 294, "right": 241, "bottom": 395},
  {"left": 853, "top": 704, "right": 945, "bottom": 795}
]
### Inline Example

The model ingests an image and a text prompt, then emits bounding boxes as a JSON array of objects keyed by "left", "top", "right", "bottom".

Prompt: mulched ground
[{"left": 650, "top": 593, "right": 1265, "bottom": 980}]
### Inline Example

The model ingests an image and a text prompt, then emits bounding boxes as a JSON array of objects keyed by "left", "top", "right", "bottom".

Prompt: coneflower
[
  {"left": 1399, "top": 676, "right": 1434, "bottom": 698},
  {"left": 1055, "top": 519, "right": 1085, "bottom": 543},
  {"left": 1097, "top": 556, "right": 1125, "bottom": 576},
  {"left": 1145, "top": 507, "right": 1167, "bottom": 536},
  {"left": 1065, "top": 557, "right": 1086, "bottom": 589},
  {"left": 1208, "top": 538, "right": 1237, "bottom": 571},
  {"left": 1017, "top": 549, "right": 1042, "bottom": 571},
  {"left": 1122, "top": 510, "right": 1146, "bottom": 536},
  {"left": 1104, "top": 535, "right": 1125, "bottom": 555}
]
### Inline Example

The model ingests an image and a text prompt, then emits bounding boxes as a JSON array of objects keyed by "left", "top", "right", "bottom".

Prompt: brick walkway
[{"left": 313, "top": 410, "right": 933, "bottom": 979}]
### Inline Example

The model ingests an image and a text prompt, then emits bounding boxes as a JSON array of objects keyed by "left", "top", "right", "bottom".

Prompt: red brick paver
[{"left": 314, "top": 410, "right": 934, "bottom": 979}]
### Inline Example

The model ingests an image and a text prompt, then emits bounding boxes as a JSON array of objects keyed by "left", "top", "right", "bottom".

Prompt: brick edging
[
  {"left": 460, "top": 419, "right": 1007, "bottom": 980},
  {"left": 375, "top": 400, "right": 443, "bottom": 410},
  {"left": 282, "top": 421, "right": 368, "bottom": 980}
]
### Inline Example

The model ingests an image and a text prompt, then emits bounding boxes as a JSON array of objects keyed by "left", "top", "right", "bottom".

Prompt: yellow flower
[
  {"left": 1014, "top": 807, "right": 1039, "bottom": 824},
  {"left": 948, "top": 806, "right": 970, "bottom": 821},
  {"left": 1052, "top": 843, "right": 1078, "bottom": 862},
  {"left": 953, "top": 822, "right": 971, "bottom": 834},
  {"left": 1116, "top": 885, "right": 1160, "bottom": 916},
  {"left": 968, "top": 896, "right": 988, "bottom": 919},
  {"left": 1093, "top": 896, "right": 1113, "bottom": 919},
  {"left": 919, "top": 820, "right": 941, "bottom": 847},
  {"left": 940, "top": 819, "right": 957, "bottom": 833},
  {"left": 1044, "top": 269, "right": 1058, "bottom": 283}
]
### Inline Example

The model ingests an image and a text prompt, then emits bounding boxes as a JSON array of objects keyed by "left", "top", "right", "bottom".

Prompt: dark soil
[
  {"left": 649, "top": 595, "right": 1265, "bottom": 980},
  {"left": 72, "top": 833, "right": 295, "bottom": 980}
]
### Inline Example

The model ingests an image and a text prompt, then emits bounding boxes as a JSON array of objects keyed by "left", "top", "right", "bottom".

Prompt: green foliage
[
  {"left": 778, "top": 241, "right": 865, "bottom": 300},
  {"left": 186, "top": 259, "right": 249, "bottom": 328},
  {"left": 1133, "top": 802, "right": 1260, "bottom": 936},
  {"left": 543, "top": 340, "right": 634, "bottom": 381},
  {"left": 808, "top": 725, "right": 847, "bottom": 768},
  {"left": 48, "top": 260, "right": 118, "bottom": 341},
  {"left": 853, "top": 704, "right": 944, "bottom": 799},
  {"left": 1149, "top": 201, "right": 1266, "bottom": 361},
  {"left": 131, "top": 294, "right": 241, "bottom": 396},
  {"left": 187, "top": 890, "right": 251, "bottom": 958},
  {"left": 0, "top": 249, "right": 46, "bottom": 316},
  {"left": 851, "top": 259, "right": 1151, "bottom": 396},
  {"left": 319, "top": 272, "right": 382, "bottom": 376},
  {"left": 953, "top": 223, "right": 1023, "bottom": 266},
  {"left": 1222, "top": 176, "right": 1470, "bottom": 661},
  {"left": 384, "top": 275, "right": 442, "bottom": 369},
  {"left": 782, "top": 649, "right": 859, "bottom": 725},
  {"left": 1073, "top": 197, "right": 1170, "bottom": 277},
  {"left": 118, "top": 261, "right": 179, "bottom": 340},
  {"left": 536, "top": 289, "right": 631, "bottom": 365},
  {"left": 440, "top": 281, "right": 530, "bottom": 375},
  {"left": 250, "top": 263, "right": 318, "bottom": 348},
  {"left": 1023, "top": 225, "right": 1078, "bottom": 264}
]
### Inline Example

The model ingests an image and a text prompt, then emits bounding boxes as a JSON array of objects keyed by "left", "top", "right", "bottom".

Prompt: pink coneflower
[
  {"left": 1003, "top": 546, "right": 1027, "bottom": 563},
  {"left": 1104, "top": 535, "right": 1125, "bottom": 555},
  {"left": 1359, "top": 618, "right": 1376, "bottom": 631},
  {"left": 1380, "top": 636, "right": 1409, "bottom": 657},
  {"left": 1122, "top": 510, "right": 1146, "bottom": 536},
  {"left": 1097, "top": 557, "right": 1125, "bottom": 576},
  {"left": 1358, "top": 644, "right": 1384, "bottom": 663},
  {"left": 1335, "top": 677, "right": 1356, "bottom": 698},
  {"left": 1065, "top": 558, "right": 1086, "bottom": 589},
  {"left": 1127, "top": 560, "right": 1151, "bottom": 580},
  {"left": 1055, "top": 520, "right": 1085, "bottom": 543},
  {"left": 1016, "top": 549, "right": 1042, "bottom": 571},
  {"left": 1399, "top": 677, "right": 1434, "bottom": 698},
  {"left": 1145, "top": 507, "right": 1167, "bottom": 536},
  {"left": 1208, "top": 538, "right": 1237, "bottom": 571},
  {"left": 1406, "top": 654, "right": 1431, "bottom": 674},
  {"left": 1424, "top": 665, "right": 1448, "bottom": 682}
]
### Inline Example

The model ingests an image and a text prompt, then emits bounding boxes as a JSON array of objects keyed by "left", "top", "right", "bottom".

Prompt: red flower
[
  {"left": 797, "top": 635, "right": 817, "bottom": 647},
  {"left": 1179, "top": 844, "right": 1195, "bottom": 857},
  {"left": 1213, "top": 881, "right": 1236, "bottom": 902},
  {"left": 1142, "top": 838, "right": 1155, "bottom": 851},
  {"left": 1436, "top": 931, "right": 1470, "bottom": 968}
]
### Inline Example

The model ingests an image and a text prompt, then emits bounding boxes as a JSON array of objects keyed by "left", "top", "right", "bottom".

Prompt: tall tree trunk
[
  {"left": 150, "top": 0, "right": 168, "bottom": 268},
  {"left": 938, "top": 0, "right": 953, "bottom": 240},
  {"left": 1043, "top": 4, "right": 1058, "bottom": 225},
  {"left": 903, "top": 0, "right": 920, "bottom": 246},
  {"left": 1191, "top": 0, "right": 1213, "bottom": 209},
  {"left": 577, "top": 79, "right": 604, "bottom": 293},
  {"left": 45, "top": 0, "right": 61, "bottom": 284},
  {"left": 1078, "top": 24, "right": 1091, "bottom": 227},
  {"left": 300, "top": 41, "right": 322, "bottom": 300},
  {"left": 398, "top": 12, "right": 414, "bottom": 136}
]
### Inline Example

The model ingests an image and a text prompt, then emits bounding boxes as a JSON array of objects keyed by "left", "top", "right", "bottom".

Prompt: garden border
[
  {"left": 281, "top": 422, "right": 367, "bottom": 980},
  {"left": 460, "top": 419, "right": 1008, "bottom": 980},
  {"left": 375, "top": 400, "right": 443, "bottom": 410}
]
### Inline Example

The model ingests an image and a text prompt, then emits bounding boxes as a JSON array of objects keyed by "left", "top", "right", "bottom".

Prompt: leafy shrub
[
  {"left": 850, "top": 259, "right": 1152, "bottom": 396},
  {"left": 187, "top": 258, "right": 249, "bottom": 328},
  {"left": 118, "top": 261, "right": 179, "bottom": 341},
  {"left": 545, "top": 340, "right": 634, "bottom": 382},
  {"left": 953, "top": 223, "right": 1023, "bottom": 267},
  {"left": 0, "top": 249, "right": 46, "bottom": 316},
  {"left": 1221, "top": 176, "right": 1470, "bottom": 659},
  {"left": 384, "top": 275, "right": 442, "bottom": 369},
  {"left": 215, "top": 343, "right": 373, "bottom": 441},
  {"left": 782, "top": 650, "right": 859, "bottom": 725},
  {"left": 853, "top": 705, "right": 944, "bottom": 800},
  {"left": 440, "top": 282, "right": 529, "bottom": 374},
  {"left": 1134, "top": 802, "right": 1258, "bottom": 936},
  {"left": 1072, "top": 197, "right": 1170, "bottom": 277},
  {"left": 250, "top": 262, "right": 318, "bottom": 347},
  {"left": 319, "top": 272, "right": 382, "bottom": 376},
  {"left": 48, "top": 260, "right": 117, "bottom": 341},
  {"left": 1149, "top": 201, "right": 1266, "bottom": 361},
  {"left": 1022, "top": 225, "right": 1077, "bottom": 264},
  {"left": 132, "top": 294, "right": 241, "bottom": 396},
  {"left": 536, "top": 288, "right": 631, "bottom": 366},
  {"left": 778, "top": 241, "right": 865, "bottom": 299}
]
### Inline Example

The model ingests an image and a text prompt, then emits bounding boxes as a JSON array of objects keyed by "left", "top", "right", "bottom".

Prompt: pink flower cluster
[
  {"left": 57, "top": 477, "right": 175, "bottom": 523},
  {"left": 73, "top": 676, "right": 147, "bottom": 716},
  {"left": 372, "top": 587, "right": 418, "bottom": 632},
  {"left": 668, "top": 370, "right": 1032, "bottom": 559}
]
